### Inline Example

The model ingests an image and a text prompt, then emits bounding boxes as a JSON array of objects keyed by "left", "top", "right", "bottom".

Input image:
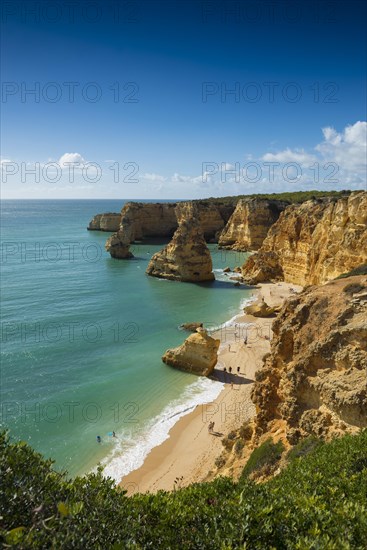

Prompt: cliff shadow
[{"left": 210, "top": 370, "right": 254, "bottom": 385}]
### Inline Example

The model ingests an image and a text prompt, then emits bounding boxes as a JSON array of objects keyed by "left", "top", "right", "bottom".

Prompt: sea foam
[{"left": 99, "top": 377, "right": 224, "bottom": 483}]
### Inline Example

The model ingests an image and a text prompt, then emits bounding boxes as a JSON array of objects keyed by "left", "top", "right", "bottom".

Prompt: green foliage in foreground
[{"left": 1, "top": 430, "right": 367, "bottom": 549}]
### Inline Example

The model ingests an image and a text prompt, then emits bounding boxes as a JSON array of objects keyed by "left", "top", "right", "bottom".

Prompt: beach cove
[
  {"left": 0, "top": 200, "right": 251, "bottom": 479},
  {"left": 121, "top": 281, "right": 302, "bottom": 494}
]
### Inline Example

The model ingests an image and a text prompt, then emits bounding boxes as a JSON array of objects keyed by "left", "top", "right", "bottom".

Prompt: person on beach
[
  {"left": 208, "top": 421, "right": 214, "bottom": 433},
  {"left": 96, "top": 435, "right": 101, "bottom": 443},
  {"left": 229, "top": 366, "right": 232, "bottom": 374},
  {"left": 237, "top": 366, "right": 240, "bottom": 374},
  {"left": 228, "top": 343, "right": 231, "bottom": 352},
  {"left": 112, "top": 431, "right": 116, "bottom": 437},
  {"left": 223, "top": 367, "right": 227, "bottom": 373},
  {"left": 244, "top": 336, "right": 247, "bottom": 345}
]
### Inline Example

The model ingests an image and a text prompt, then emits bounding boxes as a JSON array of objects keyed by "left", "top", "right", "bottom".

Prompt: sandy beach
[{"left": 120, "top": 282, "right": 302, "bottom": 495}]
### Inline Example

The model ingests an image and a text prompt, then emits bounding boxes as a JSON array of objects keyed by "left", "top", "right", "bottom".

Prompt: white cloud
[
  {"left": 262, "top": 148, "right": 316, "bottom": 166},
  {"left": 142, "top": 172, "right": 166, "bottom": 182},
  {"left": 58, "top": 152, "right": 86, "bottom": 168},
  {"left": 170, "top": 172, "right": 211, "bottom": 188},
  {"left": 221, "top": 163, "right": 234, "bottom": 170},
  {"left": 316, "top": 121, "right": 367, "bottom": 172},
  {"left": 257, "top": 122, "right": 366, "bottom": 191},
  {"left": 172, "top": 172, "right": 191, "bottom": 183}
]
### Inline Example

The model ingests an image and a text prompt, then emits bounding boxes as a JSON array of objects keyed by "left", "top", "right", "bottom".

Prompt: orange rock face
[
  {"left": 219, "top": 198, "right": 287, "bottom": 251},
  {"left": 251, "top": 275, "right": 367, "bottom": 443},
  {"left": 146, "top": 202, "right": 215, "bottom": 282},
  {"left": 162, "top": 327, "right": 220, "bottom": 376},
  {"left": 242, "top": 192, "right": 367, "bottom": 285}
]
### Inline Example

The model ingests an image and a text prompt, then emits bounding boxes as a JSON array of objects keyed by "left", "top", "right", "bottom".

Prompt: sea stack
[
  {"left": 146, "top": 202, "right": 215, "bottom": 282},
  {"left": 105, "top": 232, "right": 133, "bottom": 259},
  {"left": 162, "top": 327, "right": 220, "bottom": 376}
]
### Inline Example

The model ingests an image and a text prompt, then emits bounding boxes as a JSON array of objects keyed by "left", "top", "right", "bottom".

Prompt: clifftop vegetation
[
  {"left": 1, "top": 430, "right": 366, "bottom": 548},
  {"left": 195, "top": 189, "right": 354, "bottom": 206}
]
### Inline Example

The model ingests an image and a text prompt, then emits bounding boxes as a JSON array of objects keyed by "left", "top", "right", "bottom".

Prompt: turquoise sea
[{"left": 0, "top": 200, "right": 250, "bottom": 481}]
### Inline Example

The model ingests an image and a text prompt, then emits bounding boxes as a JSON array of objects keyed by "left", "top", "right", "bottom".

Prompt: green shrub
[
  {"left": 241, "top": 438, "right": 285, "bottom": 478},
  {"left": 239, "top": 422, "right": 253, "bottom": 441},
  {"left": 287, "top": 436, "right": 321, "bottom": 461},
  {"left": 214, "top": 455, "right": 226, "bottom": 468},
  {"left": 1, "top": 430, "right": 367, "bottom": 548},
  {"left": 196, "top": 189, "right": 352, "bottom": 206},
  {"left": 234, "top": 439, "right": 245, "bottom": 455},
  {"left": 227, "top": 430, "right": 237, "bottom": 440}
]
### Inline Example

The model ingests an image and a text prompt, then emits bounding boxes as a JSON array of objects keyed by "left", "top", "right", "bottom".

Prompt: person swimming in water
[{"left": 96, "top": 435, "right": 101, "bottom": 443}]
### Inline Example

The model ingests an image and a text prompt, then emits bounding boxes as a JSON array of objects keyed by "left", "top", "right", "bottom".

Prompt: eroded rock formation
[
  {"left": 251, "top": 275, "right": 367, "bottom": 442},
  {"left": 244, "top": 300, "right": 276, "bottom": 318},
  {"left": 104, "top": 233, "right": 133, "bottom": 259},
  {"left": 118, "top": 203, "right": 177, "bottom": 241},
  {"left": 242, "top": 192, "right": 367, "bottom": 285},
  {"left": 180, "top": 322, "right": 203, "bottom": 332},
  {"left": 162, "top": 327, "right": 220, "bottom": 376},
  {"left": 219, "top": 198, "right": 287, "bottom": 251},
  {"left": 146, "top": 203, "right": 215, "bottom": 282},
  {"left": 104, "top": 201, "right": 235, "bottom": 258},
  {"left": 88, "top": 213, "right": 121, "bottom": 231}
]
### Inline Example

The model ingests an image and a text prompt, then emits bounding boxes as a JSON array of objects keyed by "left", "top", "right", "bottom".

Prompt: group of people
[
  {"left": 223, "top": 366, "right": 241, "bottom": 374},
  {"left": 208, "top": 421, "right": 215, "bottom": 433}
]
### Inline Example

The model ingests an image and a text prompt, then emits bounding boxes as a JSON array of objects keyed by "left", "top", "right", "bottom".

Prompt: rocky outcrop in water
[
  {"left": 146, "top": 203, "right": 215, "bottom": 282},
  {"left": 88, "top": 213, "right": 121, "bottom": 231},
  {"left": 180, "top": 322, "right": 203, "bottom": 332},
  {"left": 162, "top": 327, "right": 220, "bottom": 376},
  {"left": 219, "top": 198, "right": 287, "bottom": 251},
  {"left": 251, "top": 275, "right": 367, "bottom": 442},
  {"left": 104, "top": 201, "right": 235, "bottom": 258},
  {"left": 104, "top": 232, "right": 133, "bottom": 259},
  {"left": 242, "top": 192, "right": 367, "bottom": 286}
]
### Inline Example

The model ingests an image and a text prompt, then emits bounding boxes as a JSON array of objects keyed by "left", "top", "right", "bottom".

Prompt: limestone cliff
[
  {"left": 121, "top": 202, "right": 177, "bottom": 241},
  {"left": 219, "top": 198, "right": 287, "bottom": 251},
  {"left": 197, "top": 203, "right": 227, "bottom": 242},
  {"left": 162, "top": 327, "right": 220, "bottom": 376},
  {"left": 104, "top": 201, "right": 235, "bottom": 258},
  {"left": 146, "top": 203, "right": 215, "bottom": 282},
  {"left": 251, "top": 275, "right": 367, "bottom": 443},
  {"left": 242, "top": 191, "right": 367, "bottom": 285},
  {"left": 88, "top": 213, "right": 121, "bottom": 231}
]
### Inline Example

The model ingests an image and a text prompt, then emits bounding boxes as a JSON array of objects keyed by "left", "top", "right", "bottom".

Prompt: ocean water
[{"left": 0, "top": 200, "right": 251, "bottom": 481}]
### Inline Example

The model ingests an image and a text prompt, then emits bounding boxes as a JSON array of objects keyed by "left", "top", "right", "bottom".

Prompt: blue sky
[{"left": 1, "top": 0, "right": 366, "bottom": 199}]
